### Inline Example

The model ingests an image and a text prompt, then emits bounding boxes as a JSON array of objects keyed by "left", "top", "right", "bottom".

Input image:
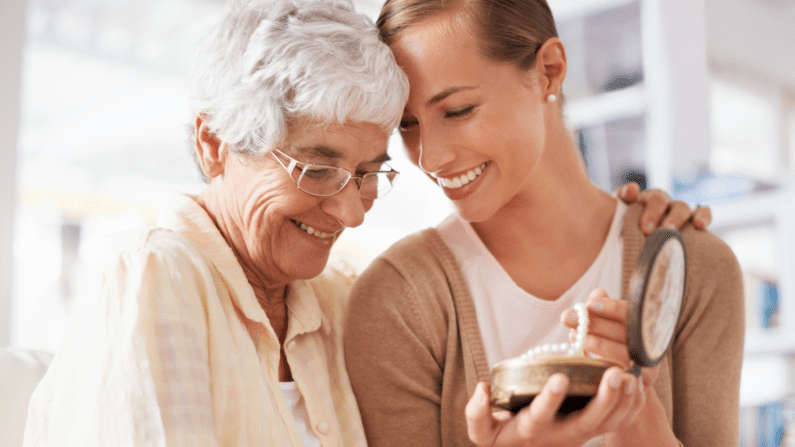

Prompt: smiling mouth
[
  {"left": 437, "top": 161, "right": 490, "bottom": 190},
  {"left": 291, "top": 219, "right": 338, "bottom": 239}
]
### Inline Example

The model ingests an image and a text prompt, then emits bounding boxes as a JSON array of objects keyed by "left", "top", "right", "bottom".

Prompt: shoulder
[
  {"left": 623, "top": 202, "right": 740, "bottom": 276},
  {"left": 678, "top": 225, "right": 740, "bottom": 274},
  {"left": 98, "top": 226, "right": 212, "bottom": 274},
  {"left": 360, "top": 228, "right": 452, "bottom": 282},
  {"left": 678, "top": 224, "right": 744, "bottom": 317},
  {"left": 81, "top": 226, "right": 215, "bottom": 319},
  {"left": 349, "top": 229, "right": 458, "bottom": 309},
  {"left": 308, "top": 259, "right": 358, "bottom": 313},
  {"left": 346, "top": 229, "right": 458, "bottom": 334}
]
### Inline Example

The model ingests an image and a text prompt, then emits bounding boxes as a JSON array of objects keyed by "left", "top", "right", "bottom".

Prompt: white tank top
[{"left": 436, "top": 200, "right": 627, "bottom": 367}]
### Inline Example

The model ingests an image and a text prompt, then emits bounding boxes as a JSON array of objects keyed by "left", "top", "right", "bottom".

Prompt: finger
[
  {"left": 599, "top": 374, "right": 642, "bottom": 433},
  {"left": 615, "top": 182, "right": 640, "bottom": 203},
  {"left": 562, "top": 309, "right": 625, "bottom": 343},
  {"left": 575, "top": 367, "right": 625, "bottom": 431},
  {"left": 582, "top": 332, "right": 632, "bottom": 367},
  {"left": 586, "top": 289, "right": 628, "bottom": 323},
  {"left": 523, "top": 373, "right": 569, "bottom": 425},
  {"left": 466, "top": 382, "right": 498, "bottom": 446},
  {"left": 692, "top": 205, "right": 712, "bottom": 230},
  {"left": 622, "top": 380, "right": 646, "bottom": 425},
  {"left": 637, "top": 189, "right": 669, "bottom": 235},
  {"left": 658, "top": 200, "right": 692, "bottom": 230}
]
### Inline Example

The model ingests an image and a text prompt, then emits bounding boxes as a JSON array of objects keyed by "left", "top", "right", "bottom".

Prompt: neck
[{"left": 196, "top": 189, "right": 290, "bottom": 336}]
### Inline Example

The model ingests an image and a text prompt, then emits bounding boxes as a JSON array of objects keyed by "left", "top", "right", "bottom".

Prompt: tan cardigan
[{"left": 344, "top": 203, "right": 744, "bottom": 447}]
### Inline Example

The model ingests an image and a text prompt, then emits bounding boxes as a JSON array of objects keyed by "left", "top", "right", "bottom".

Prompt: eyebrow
[
  {"left": 294, "top": 145, "right": 391, "bottom": 164},
  {"left": 427, "top": 85, "right": 477, "bottom": 107}
]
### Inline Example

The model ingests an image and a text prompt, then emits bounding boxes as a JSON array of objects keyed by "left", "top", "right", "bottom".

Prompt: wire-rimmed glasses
[{"left": 271, "top": 149, "right": 399, "bottom": 200}]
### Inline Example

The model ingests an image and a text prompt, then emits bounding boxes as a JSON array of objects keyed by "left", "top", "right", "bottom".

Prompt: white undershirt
[
  {"left": 280, "top": 381, "right": 322, "bottom": 447},
  {"left": 437, "top": 200, "right": 627, "bottom": 367}
]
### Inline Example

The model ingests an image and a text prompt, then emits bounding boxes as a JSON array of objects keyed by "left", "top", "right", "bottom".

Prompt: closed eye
[
  {"left": 398, "top": 118, "right": 418, "bottom": 132},
  {"left": 445, "top": 106, "right": 475, "bottom": 119}
]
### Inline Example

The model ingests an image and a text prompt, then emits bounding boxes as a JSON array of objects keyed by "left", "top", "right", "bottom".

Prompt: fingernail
[
  {"left": 588, "top": 300, "right": 605, "bottom": 313},
  {"left": 665, "top": 222, "right": 676, "bottom": 230},
  {"left": 645, "top": 222, "right": 655, "bottom": 233},
  {"left": 478, "top": 383, "right": 489, "bottom": 403},
  {"left": 624, "top": 380, "right": 635, "bottom": 394},
  {"left": 550, "top": 375, "right": 566, "bottom": 393},
  {"left": 639, "top": 380, "right": 644, "bottom": 394},
  {"left": 565, "top": 311, "right": 578, "bottom": 325},
  {"left": 609, "top": 373, "right": 622, "bottom": 389},
  {"left": 620, "top": 184, "right": 628, "bottom": 197}
]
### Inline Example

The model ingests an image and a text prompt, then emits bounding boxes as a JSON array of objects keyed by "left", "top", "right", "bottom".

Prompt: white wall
[
  {"left": 0, "top": 0, "right": 28, "bottom": 346},
  {"left": 706, "top": 0, "right": 795, "bottom": 87}
]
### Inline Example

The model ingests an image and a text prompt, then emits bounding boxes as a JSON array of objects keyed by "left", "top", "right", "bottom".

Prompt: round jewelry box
[{"left": 490, "top": 228, "right": 688, "bottom": 415}]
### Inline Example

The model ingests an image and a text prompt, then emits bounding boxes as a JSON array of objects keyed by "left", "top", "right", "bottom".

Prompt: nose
[
  {"left": 417, "top": 125, "right": 455, "bottom": 176},
  {"left": 321, "top": 179, "right": 367, "bottom": 228}
]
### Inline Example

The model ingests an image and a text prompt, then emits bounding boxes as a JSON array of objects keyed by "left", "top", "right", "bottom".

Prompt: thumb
[{"left": 466, "top": 382, "right": 497, "bottom": 446}]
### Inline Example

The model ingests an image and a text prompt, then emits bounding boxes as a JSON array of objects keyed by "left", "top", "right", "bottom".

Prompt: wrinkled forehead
[{"left": 283, "top": 117, "right": 391, "bottom": 163}]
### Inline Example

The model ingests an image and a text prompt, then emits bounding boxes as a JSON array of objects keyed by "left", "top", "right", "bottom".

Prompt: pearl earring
[{"left": 546, "top": 93, "right": 557, "bottom": 103}]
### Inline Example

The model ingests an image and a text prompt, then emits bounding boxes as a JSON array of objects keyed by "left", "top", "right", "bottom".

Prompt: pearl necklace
[{"left": 520, "top": 303, "right": 589, "bottom": 360}]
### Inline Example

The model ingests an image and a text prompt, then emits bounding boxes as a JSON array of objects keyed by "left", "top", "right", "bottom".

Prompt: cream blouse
[{"left": 24, "top": 192, "right": 366, "bottom": 447}]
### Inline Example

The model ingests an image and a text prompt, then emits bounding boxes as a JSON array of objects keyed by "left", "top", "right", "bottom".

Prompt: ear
[
  {"left": 194, "top": 114, "right": 227, "bottom": 179},
  {"left": 534, "top": 37, "right": 567, "bottom": 98}
]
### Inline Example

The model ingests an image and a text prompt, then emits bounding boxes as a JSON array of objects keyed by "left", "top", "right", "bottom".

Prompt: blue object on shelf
[
  {"left": 759, "top": 280, "right": 780, "bottom": 329},
  {"left": 672, "top": 167, "right": 776, "bottom": 205},
  {"left": 758, "top": 401, "right": 784, "bottom": 447}
]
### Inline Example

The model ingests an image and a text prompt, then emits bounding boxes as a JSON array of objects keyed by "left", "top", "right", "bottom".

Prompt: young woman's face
[{"left": 390, "top": 12, "right": 550, "bottom": 222}]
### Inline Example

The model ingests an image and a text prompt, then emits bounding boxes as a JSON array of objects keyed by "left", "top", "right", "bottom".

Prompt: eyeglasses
[{"left": 271, "top": 149, "right": 400, "bottom": 200}]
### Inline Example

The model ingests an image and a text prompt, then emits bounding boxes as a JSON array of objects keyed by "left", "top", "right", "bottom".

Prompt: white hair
[{"left": 189, "top": 0, "right": 409, "bottom": 181}]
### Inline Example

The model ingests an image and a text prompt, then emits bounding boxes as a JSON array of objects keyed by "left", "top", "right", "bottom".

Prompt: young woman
[{"left": 343, "top": 1, "right": 743, "bottom": 446}]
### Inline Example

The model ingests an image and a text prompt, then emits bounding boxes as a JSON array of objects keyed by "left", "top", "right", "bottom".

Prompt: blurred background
[{"left": 1, "top": 0, "right": 793, "bottom": 444}]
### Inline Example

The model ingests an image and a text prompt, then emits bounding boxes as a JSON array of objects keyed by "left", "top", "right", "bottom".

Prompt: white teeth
[
  {"left": 439, "top": 162, "right": 489, "bottom": 190},
  {"left": 293, "top": 220, "right": 334, "bottom": 239}
]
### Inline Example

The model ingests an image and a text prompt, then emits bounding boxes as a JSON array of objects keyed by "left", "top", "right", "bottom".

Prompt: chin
[
  {"left": 454, "top": 202, "right": 498, "bottom": 223},
  {"left": 289, "top": 255, "right": 332, "bottom": 281}
]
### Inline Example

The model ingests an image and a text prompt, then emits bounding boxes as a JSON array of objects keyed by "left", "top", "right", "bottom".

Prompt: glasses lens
[
  {"left": 298, "top": 165, "right": 350, "bottom": 196},
  {"left": 359, "top": 170, "right": 399, "bottom": 200}
]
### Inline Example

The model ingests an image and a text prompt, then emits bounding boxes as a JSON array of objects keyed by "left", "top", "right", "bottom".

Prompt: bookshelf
[
  {"left": 711, "top": 189, "right": 795, "bottom": 356},
  {"left": 552, "top": 0, "right": 795, "bottom": 442}
]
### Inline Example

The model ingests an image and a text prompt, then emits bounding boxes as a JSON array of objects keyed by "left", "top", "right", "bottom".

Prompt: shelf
[
  {"left": 565, "top": 84, "right": 646, "bottom": 128},
  {"left": 745, "top": 329, "right": 795, "bottom": 356},
  {"left": 549, "top": 0, "right": 638, "bottom": 22},
  {"left": 710, "top": 190, "right": 786, "bottom": 232}
]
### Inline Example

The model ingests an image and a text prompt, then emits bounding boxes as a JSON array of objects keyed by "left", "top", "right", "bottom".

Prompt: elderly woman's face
[{"left": 217, "top": 119, "right": 390, "bottom": 283}]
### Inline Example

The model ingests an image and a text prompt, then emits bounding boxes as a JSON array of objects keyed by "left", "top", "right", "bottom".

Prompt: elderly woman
[{"left": 23, "top": 0, "right": 407, "bottom": 445}]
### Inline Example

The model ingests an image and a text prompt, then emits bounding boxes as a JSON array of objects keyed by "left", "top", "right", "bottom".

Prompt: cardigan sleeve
[
  {"left": 668, "top": 227, "right": 744, "bottom": 445},
  {"left": 344, "top": 255, "right": 449, "bottom": 447}
]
